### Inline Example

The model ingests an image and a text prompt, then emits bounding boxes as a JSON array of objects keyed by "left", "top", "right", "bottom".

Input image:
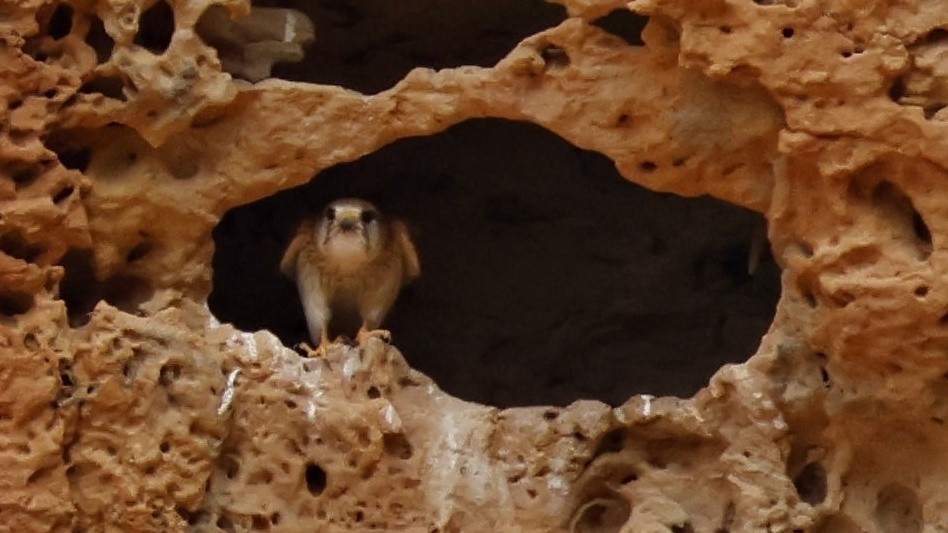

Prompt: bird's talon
[
  {"left": 357, "top": 328, "right": 392, "bottom": 345},
  {"left": 295, "top": 339, "right": 332, "bottom": 358}
]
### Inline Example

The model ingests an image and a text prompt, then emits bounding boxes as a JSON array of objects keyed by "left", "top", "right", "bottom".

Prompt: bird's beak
[{"left": 335, "top": 210, "right": 361, "bottom": 232}]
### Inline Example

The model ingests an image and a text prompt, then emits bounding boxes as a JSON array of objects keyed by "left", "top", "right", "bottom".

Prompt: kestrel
[{"left": 280, "top": 198, "right": 420, "bottom": 355}]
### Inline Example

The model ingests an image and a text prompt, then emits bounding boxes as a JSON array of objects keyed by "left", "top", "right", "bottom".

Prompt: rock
[{"left": 1, "top": 0, "right": 947, "bottom": 530}]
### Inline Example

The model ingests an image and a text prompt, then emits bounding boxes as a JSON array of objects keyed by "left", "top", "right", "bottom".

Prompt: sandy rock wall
[{"left": 0, "top": 0, "right": 946, "bottom": 531}]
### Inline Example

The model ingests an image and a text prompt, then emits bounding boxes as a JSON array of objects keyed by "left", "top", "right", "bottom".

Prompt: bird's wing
[
  {"left": 279, "top": 221, "right": 312, "bottom": 279},
  {"left": 392, "top": 219, "right": 421, "bottom": 281},
  {"left": 297, "top": 262, "right": 330, "bottom": 345}
]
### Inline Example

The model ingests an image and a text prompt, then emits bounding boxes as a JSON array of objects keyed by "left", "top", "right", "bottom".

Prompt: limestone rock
[{"left": 1, "top": 0, "right": 947, "bottom": 531}]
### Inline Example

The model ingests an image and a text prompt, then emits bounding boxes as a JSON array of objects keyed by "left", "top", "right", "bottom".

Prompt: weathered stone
[{"left": 1, "top": 0, "right": 947, "bottom": 531}]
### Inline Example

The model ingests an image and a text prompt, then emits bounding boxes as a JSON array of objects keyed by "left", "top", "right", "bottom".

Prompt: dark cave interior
[
  {"left": 251, "top": 0, "right": 568, "bottom": 93},
  {"left": 208, "top": 119, "right": 780, "bottom": 407}
]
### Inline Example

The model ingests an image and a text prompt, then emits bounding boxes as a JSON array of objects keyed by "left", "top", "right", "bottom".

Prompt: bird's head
[{"left": 316, "top": 198, "right": 385, "bottom": 262}]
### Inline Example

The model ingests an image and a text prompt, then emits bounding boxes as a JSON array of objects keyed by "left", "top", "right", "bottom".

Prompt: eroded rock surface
[{"left": 1, "top": 0, "right": 947, "bottom": 531}]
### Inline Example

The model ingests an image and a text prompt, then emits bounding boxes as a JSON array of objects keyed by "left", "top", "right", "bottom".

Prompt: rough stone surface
[{"left": 1, "top": 0, "right": 947, "bottom": 531}]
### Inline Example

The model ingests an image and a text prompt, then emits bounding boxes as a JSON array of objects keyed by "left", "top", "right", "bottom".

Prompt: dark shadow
[
  {"left": 134, "top": 0, "right": 175, "bottom": 53},
  {"left": 591, "top": 9, "right": 647, "bottom": 46},
  {"left": 250, "top": 0, "right": 567, "bottom": 93},
  {"left": 209, "top": 119, "right": 781, "bottom": 407}
]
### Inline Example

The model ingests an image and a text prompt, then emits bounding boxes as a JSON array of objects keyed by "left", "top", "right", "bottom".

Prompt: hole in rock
[
  {"left": 85, "top": 16, "right": 114, "bottom": 63},
  {"left": 48, "top": 4, "right": 74, "bottom": 40},
  {"left": 792, "top": 462, "right": 827, "bottom": 505},
  {"left": 58, "top": 249, "right": 155, "bottom": 326},
  {"left": 209, "top": 119, "right": 781, "bottom": 407},
  {"left": 78, "top": 76, "right": 127, "bottom": 101},
  {"left": 0, "top": 231, "right": 45, "bottom": 263},
  {"left": 0, "top": 290, "right": 35, "bottom": 317},
  {"left": 924, "top": 104, "right": 946, "bottom": 120},
  {"left": 216, "top": 515, "right": 236, "bottom": 531},
  {"left": 856, "top": 178, "right": 932, "bottom": 260},
  {"left": 874, "top": 483, "right": 922, "bottom": 533},
  {"left": 383, "top": 433, "right": 413, "bottom": 459},
  {"left": 888, "top": 77, "right": 906, "bottom": 103},
  {"left": 304, "top": 463, "right": 327, "bottom": 496},
  {"left": 134, "top": 0, "right": 175, "bottom": 54},
  {"left": 52, "top": 185, "right": 74, "bottom": 204},
  {"left": 46, "top": 132, "right": 95, "bottom": 172},
  {"left": 540, "top": 44, "right": 570, "bottom": 68},
  {"left": 590, "top": 9, "right": 647, "bottom": 46},
  {"left": 248, "top": 0, "right": 566, "bottom": 93}
]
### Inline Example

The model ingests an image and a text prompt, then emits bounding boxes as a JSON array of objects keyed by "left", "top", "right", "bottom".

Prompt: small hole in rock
[
  {"left": 52, "top": 185, "right": 74, "bottom": 204},
  {"left": 671, "top": 524, "right": 695, "bottom": 533},
  {"left": 58, "top": 360, "right": 75, "bottom": 387},
  {"left": 719, "top": 25, "right": 732, "bottom": 34},
  {"left": 127, "top": 240, "right": 153, "bottom": 263},
  {"left": 888, "top": 78, "right": 906, "bottom": 102},
  {"left": 875, "top": 483, "right": 922, "bottom": 533},
  {"left": 159, "top": 441, "right": 170, "bottom": 453},
  {"left": 914, "top": 285, "right": 929, "bottom": 297},
  {"left": 251, "top": 514, "right": 269, "bottom": 530},
  {"left": 134, "top": 0, "right": 175, "bottom": 53},
  {"left": 0, "top": 290, "right": 34, "bottom": 316},
  {"left": 639, "top": 160, "right": 657, "bottom": 172},
  {"left": 304, "top": 463, "right": 327, "bottom": 495},
  {"left": 11, "top": 165, "right": 43, "bottom": 189},
  {"left": 911, "top": 210, "right": 932, "bottom": 256},
  {"left": 48, "top": 3, "right": 74, "bottom": 40},
  {"left": 367, "top": 386, "right": 381, "bottom": 399},
  {"left": 78, "top": 76, "right": 127, "bottom": 101},
  {"left": 59, "top": 249, "right": 155, "bottom": 327},
  {"left": 383, "top": 433, "right": 413, "bottom": 459},
  {"left": 793, "top": 462, "right": 827, "bottom": 505},
  {"left": 924, "top": 104, "right": 946, "bottom": 120},
  {"left": 55, "top": 147, "right": 92, "bottom": 172},
  {"left": 85, "top": 16, "right": 114, "bottom": 63},
  {"left": 159, "top": 363, "right": 181, "bottom": 386},
  {"left": 0, "top": 231, "right": 45, "bottom": 263},
  {"left": 543, "top": 409, "right": 558, "bottom": 421},
  {"left": 593, "top": 428, "right": 626, "bottom": 459},
  {"left": 216, "top": 515, "right": 235, "bottom": 531},
  {"left": 591, "top": 9, "right": 647, "bottom": 46},
  {"left": 540, "top": 44, "right": 570, "bottom": 68},
  {"left": 221, "top": 455, "right": 240, "bottom": 479},
  {"left": 782, "top": 27, "right": 794, "bottom": 38}
]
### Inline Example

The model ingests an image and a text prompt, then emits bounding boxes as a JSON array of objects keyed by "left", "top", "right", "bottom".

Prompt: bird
[{"left": 280, "top": 198, "right": 420, "bottom": 356}]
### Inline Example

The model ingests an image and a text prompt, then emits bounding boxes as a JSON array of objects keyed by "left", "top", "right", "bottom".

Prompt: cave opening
[
  {"left": 233, "top": 0, "right": 568, "bottom": 93},
  {"left": 208, "top": 119, "right": 780, "bottom": 407}
]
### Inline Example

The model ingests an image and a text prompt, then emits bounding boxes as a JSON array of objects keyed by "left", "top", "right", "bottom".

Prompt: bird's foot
[
  {"left": 357, "top": 328, "right": 392, "bottom": 346},
  {"left": 296, "top": 337, "right": 333, "bottom": 358}
]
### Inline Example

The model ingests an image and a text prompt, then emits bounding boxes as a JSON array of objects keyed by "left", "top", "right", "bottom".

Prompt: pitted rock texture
[{"left": 1, "top": 0, "right": 947, "bottom": 532}]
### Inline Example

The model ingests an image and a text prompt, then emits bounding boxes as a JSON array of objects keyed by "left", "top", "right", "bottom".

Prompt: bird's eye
[
  {"left": 325, "top": 207, "right": 336, "bottom": 220},
  {"left": 360, "top": 210, "right": 377, "bottom": 224}
]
